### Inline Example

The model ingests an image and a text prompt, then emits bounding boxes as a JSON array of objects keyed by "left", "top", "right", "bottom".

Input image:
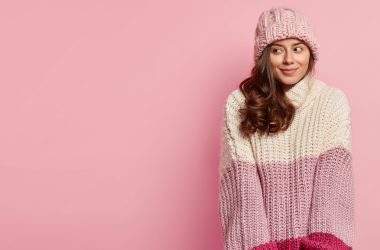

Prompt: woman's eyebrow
[{"left": 272, "top": 42, "right": 304, "bottom": 47}]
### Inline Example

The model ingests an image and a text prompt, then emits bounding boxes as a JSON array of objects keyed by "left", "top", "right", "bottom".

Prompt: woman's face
[{"left": 269, "top": 38, "right": 311, "bottom": 90}]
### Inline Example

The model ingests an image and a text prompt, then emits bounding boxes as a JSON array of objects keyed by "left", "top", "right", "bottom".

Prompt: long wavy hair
[{"left": 238, "top": 44, "right": 316, "bottom": 138}]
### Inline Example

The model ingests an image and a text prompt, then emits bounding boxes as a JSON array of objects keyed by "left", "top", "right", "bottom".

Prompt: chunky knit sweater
[{"left": 218, "top": 73, "right": 354, "bottom": 250}]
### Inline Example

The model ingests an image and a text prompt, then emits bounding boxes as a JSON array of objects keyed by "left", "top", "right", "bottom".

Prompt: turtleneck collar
[{"left": 284, "top": 72, "right": 315, "bottom": 109}]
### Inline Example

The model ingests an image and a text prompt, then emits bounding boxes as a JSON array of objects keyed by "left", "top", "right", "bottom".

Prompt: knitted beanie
[{"left": 254, "top": 7, "right": 319, "bottom": 63}]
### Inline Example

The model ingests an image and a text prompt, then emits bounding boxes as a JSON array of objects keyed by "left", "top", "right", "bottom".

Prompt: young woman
[{"left": 219, "top": 7, "right": 353, "bottom": 250}]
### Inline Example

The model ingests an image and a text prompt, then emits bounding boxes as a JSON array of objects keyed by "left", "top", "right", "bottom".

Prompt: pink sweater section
[{"left": 218, "top": 73, "right": 354, "bottom": 249}]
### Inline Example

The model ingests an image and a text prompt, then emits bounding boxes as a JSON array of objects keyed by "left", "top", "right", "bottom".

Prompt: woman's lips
[{"left": 280, "top": 68, "right": 298, "bottom": 76}]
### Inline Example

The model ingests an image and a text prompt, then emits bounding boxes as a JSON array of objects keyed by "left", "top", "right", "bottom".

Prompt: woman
[{"left": 219, "top": 7, "right": 354, "bottom": 250}]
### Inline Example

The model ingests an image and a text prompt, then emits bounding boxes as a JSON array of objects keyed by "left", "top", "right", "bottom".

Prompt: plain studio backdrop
[{"left": 0, "top": 0, "right": 377, "bottom": 249}]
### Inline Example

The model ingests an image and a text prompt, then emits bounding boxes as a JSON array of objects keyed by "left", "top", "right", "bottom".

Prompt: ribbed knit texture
[{"left": 218, "top": 73, "right": 354, "bottom": 250}]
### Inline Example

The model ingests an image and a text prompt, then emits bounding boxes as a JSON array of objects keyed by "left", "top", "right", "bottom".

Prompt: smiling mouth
[
  {"left": 281, "top": 68, "right": 298, "bottom": 71},
  {"left": 280, "top": 68, "right": 298, "bottom": 75}
]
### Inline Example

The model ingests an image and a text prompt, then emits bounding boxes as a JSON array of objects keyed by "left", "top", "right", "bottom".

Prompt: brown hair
[{"left": 238, "top": 44, "right": 316, "bottom": 138}]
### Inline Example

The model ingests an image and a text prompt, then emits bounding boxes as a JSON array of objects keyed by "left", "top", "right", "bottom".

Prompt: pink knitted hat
[{"left": 254, "top": 7, "right": 319, "bottom": 63}]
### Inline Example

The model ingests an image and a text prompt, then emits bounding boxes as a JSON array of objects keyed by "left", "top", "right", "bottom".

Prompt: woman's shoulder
[
  {"left": 225, "top": 88, "right": 245, "bottom": 105},
  {"left": 223, "top": 88, "right": 246, "bottom": 114},
  {"left": 314, "top": 78, "right": 351, "bottom": 115},
  {"left": 316, "top": 78, "right": 348, "bottom": 98}
]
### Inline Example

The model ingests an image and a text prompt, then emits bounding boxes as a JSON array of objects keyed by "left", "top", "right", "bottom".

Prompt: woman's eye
[
  {"left": 295, "top": 47, "right": 303, "bottom": 52},
  {"left": 272, "top": 48, "right": 282, "bottom": 53}
]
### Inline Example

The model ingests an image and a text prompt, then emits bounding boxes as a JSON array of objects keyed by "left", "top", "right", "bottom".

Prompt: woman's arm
[
  {"left": 303, "top": 89, "right": 354, "bottom": 249},
  {"left": 218, "top": 90, "right": 277, "bottom": 250}
]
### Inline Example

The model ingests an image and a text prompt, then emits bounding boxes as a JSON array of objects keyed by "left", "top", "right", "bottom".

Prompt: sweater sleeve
[
  {"left": 302, "top": 89, "right": 354, "bottom": 249},
  {"left": 218, "top": 91, "right": 277, "bottom": 250}
]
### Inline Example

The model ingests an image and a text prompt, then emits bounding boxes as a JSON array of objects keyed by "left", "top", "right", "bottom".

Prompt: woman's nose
[{"left": 283, "top": 51, "right": 294, "bottom": 64}]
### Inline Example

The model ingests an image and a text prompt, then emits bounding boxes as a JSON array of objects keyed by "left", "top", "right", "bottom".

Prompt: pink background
[{"left": 0, "top": 1, "right": 377, "bottom": 249}]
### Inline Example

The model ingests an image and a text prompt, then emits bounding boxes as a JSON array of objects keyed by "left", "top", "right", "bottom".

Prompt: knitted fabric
[
  {"left": 254, "top": 7, "right": 319, "bottom": 63},
  {"left": 218, "top": 73, "right": 354, "bottom": 249}
]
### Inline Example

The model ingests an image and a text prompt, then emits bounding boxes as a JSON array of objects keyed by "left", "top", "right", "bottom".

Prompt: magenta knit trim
[{"left": 250, "top": 232, "right": 352, "bottom": 250}]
